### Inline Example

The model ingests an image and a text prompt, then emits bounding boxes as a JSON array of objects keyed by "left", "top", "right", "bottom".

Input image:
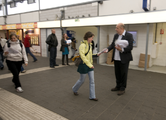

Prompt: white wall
[
  {"left": 66, "top": 27, "right": 98, "bottom": 58},
  {"left": 152, "top": 23, "right": 166, "bottom": 66},
  {"left": 41, "top": 29, "right": 47, "bottom": 57},
  {"left": 99, "top": 26, "right": 108, "bottom": 64},
  {"left": 21, "top": 12, "right": 39, "bottom": 23},
  {"left": 99, "top": 0, "right": 144, "bottom": 16},
  {"left": 99, "top": 24, "right": 154, "bottom": 67},
  {"left": 6, "top": 15, "right": 20, "bottom": 24},
  {"left": 0, "top": 17, "right": 4, "bottom": 25},
  {"left": 151, "top": 0, "right": 166, "bottom": 11},
  {"left": 126, "top": 24, "right": 154, "bottom": 67}
]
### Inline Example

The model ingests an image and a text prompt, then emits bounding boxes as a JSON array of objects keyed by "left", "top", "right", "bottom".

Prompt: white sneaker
[
  {"left": 21, "top": 70, "right": 26, "bottom": 73},
  {"left": 16, "top": 87, "right": 23, "bottom": 93}
]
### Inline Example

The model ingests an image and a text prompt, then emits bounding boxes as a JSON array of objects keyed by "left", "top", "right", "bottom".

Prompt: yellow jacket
[{"left": 79, "top": 40, "right": 93, "bottom": 68}]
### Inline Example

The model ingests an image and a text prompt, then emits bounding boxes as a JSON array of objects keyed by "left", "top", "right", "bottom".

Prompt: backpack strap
[
  {"left": 7, "top": 40, "right": 10, "bottom": 48},
  {"left": 19, "top": 40, "right": 22, "bottom": 48},
  {"left": 85, "top": 45, "right": 90, "bottom": 56}
]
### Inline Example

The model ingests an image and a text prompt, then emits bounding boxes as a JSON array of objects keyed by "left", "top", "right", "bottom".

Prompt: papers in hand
[
  {"left": 97, "top": 48, "right": 107, "bottom": 55},
  {"left": 115, "top": 40, "right": 128, "bottom": 48},
  {"left": 67, "top": 40, "right": 72, "bottom": 44}
]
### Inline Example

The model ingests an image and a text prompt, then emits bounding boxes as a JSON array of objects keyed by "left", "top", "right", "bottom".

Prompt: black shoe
[
  {"left": 62, "top": 64, "right": 66, "bottom": 65},
  {"left": 33, "top": 59, "right": 37, "bottom": 62},
  {"left": 117, "top": 90, "right": 125, "bottom": 96},
  {"left": 50, "top": 66, "right": 55, "bottom": 68},
  {"left": 54, "top": 64, "right": 59, "bottom": 66},
  {"left": 89, "top": 98, "right": 98, "bottom": 101},
  {"left": 1, "top": 67, "right": 4, "bottom": 70},
  {"left": 111, "top": 87, "right": 120, "bottom": 91},
  {"left": 73, "top": 92, "right": 79, "bottom": 96}
]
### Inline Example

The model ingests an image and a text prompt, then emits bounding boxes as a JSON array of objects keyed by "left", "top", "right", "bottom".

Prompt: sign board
[
  {"left": 0, "top": 22, "right": 38, "bottom": 30},
  {"left": 128, "top": 31, "right": 137, "bottom": 47},
  {"left": 143, "top": 0, "right": 150, "bottom": 11}
]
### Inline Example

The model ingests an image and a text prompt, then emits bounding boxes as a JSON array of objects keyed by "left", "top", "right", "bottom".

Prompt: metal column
[
  {"left": 97, "top": 26, "right": 100, "bottom": 64},
  {"left": 145, "top": 23, "right": 150, "bottom": 71}
]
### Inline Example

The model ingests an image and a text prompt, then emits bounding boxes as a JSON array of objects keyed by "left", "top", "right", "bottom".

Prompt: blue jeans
[
  {"left": 50, "top": 47, "right": 57, "bottom": 67},
  {"left": 25, "top": 47, "right": 37, "bottom": 61},
  {"left": 0, "top": 52, "right": 4, "bottom": 69},
  {"left": 72, "top": 71, "right": 96, "bottom": 99},
  {"left": 21, "top": 66, "right": 24, "bottom": 72}
]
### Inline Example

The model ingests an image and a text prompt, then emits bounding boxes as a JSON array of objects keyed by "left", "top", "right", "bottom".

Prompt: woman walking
[
  {"left": 72, "top": 31, "right": 100, "bottom": 101},
  {"left": 60, "top": 33, "right": 70, "bottom": 65},
  {"left": 4, "top": 34, "right": 28, "bottom": 92}
]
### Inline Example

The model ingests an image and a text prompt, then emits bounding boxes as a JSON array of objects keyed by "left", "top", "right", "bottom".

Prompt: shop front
[{"left": 0, "top": 23, "right": 41, "bottom": 56}]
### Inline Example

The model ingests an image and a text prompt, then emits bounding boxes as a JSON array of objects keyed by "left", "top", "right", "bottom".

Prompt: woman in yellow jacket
[{"left": 72, "top": 32, "right": 100, "bottom": 101}]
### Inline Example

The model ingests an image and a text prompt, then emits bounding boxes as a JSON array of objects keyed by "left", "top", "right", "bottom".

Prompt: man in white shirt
[{"left": 104, "top": 23, "right": 134, "bottom": 95}]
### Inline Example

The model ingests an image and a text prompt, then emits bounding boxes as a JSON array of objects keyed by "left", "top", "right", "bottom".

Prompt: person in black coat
[
  {"left": 104, "top": 23, "right": 134, "bottom": 96},
  {"left": 46, "top": 29, "right": 59, "bottom": 68}
]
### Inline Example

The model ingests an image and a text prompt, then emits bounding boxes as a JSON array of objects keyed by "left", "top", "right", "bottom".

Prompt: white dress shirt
[{"left": 114, "top": 30, "right": 126, "bottom": 61}]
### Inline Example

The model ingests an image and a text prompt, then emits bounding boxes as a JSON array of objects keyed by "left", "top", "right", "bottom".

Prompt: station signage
[
  {"left": 143, "top": 0, "right": 150, "bottom": 11},
  {"left": 0, "top": 22, "right": 38, "bottom": 30}
]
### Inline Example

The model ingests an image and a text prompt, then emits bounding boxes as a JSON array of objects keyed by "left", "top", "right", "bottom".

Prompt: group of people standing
[{"left": 46, "top": 29, "right": 77, "bottom": 67}]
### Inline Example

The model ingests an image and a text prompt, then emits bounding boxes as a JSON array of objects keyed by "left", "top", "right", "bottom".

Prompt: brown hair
[
  {"left": 62, "top": 33, "right": 68, "bottom": 40},
  {"left": 84, "top": 31, "right": 94, "bottom": 40},
  {"left": 10, "top": 34, "right": 18, "bottom": 39}
]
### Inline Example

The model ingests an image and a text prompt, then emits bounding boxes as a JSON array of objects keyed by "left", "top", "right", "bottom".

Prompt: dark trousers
[
  {"left": 114, "top": 60, "right": 129, "bottom": 91},
  {"left": 62, "top": 54, "right": 68, "bottom": 64},
  {"left": 6, "top": 60, "right": 22, "bottom": 89},
  {"left": 25, "top": 47, "right": 37, "bottom": 61},
  {"left": 0, "top": 52, "right": 4, "bottom": 69},
  {"left": 50, "top": 47, "right": 57, "bottom": 67}
]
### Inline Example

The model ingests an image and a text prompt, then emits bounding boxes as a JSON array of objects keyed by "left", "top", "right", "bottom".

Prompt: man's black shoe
[
  {"left": 111, "top": 87, "right": 120, "bottom": 91},
  {"left": 55, "top": 64, "right": 59, "bottom": 66},
  {"left": 117, "top": 90, "right": 125, "bottom": 95}
]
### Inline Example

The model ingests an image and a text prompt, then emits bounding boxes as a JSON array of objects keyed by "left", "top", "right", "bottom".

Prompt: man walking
[
  {"left": 46, "top": 29, "right": 59, "bottom": 68},
  {"left": 24, "top": 31, "right": 37, "bottom": 62},
  {"left": 104, "top": 23, "right": 134, "bottom": 95}
]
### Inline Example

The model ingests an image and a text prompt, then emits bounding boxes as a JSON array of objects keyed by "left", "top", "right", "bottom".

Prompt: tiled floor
[
  {"left": 102, "top": 63, "right": 166, "bottom": 74},
  {"left": 0, "top": 57, "right": 166, "bottom": 120}
]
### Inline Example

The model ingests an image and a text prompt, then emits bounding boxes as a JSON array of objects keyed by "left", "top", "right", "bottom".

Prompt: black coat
[
  {"left": 107, "top": 32, "right": 134, "bottom": 63},
  {"left": 46, "top": 34, "right": 58, "bottom": 47},
  {"left": 60, "top": 39, "right": 69, "bottom": 52}
]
